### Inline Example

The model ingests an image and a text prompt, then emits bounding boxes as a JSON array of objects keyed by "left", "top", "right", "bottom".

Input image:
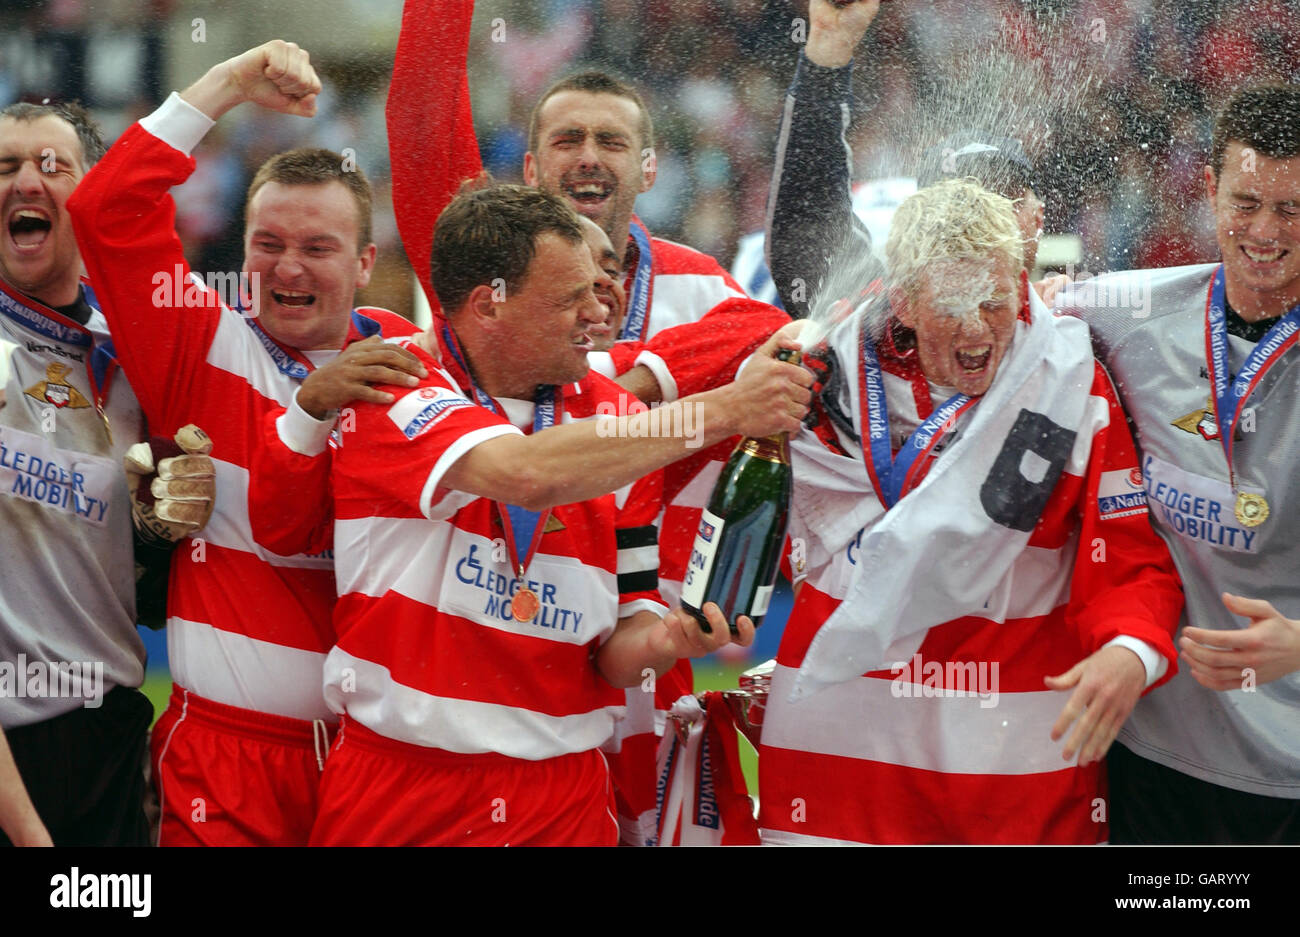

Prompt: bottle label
[
  {"left": 751, "top": 584, "right": 773, "bottom": 618},
  {"left": 680, "top": 508, "right": 725, "bottom": 609}
]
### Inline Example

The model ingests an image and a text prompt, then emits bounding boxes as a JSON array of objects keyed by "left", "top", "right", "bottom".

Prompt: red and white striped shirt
[
  {"left": 325, "top": 341, "right": 667, "bottom": 759},
  {"left": 757, "top": 360, "right": 1183, "bottom": 845},
  {"left": 67, "top": 104, "right": 416, "bottom": 723}
]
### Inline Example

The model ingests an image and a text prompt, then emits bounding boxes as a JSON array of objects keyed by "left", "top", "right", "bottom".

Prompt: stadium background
[{"left": 2, "top": 0, "right": 1289, "bottom": 774}]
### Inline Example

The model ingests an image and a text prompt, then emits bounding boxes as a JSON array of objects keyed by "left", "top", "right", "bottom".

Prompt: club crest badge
[
  {"left": 1171, "top": 396, "right": 1238, "bottom": 441},
  {"left": 25, "top": 362, "right": 90, "bottom": 409}
]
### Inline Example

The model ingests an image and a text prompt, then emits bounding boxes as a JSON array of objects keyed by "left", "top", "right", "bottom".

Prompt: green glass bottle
[{"left": 680, "top": 353, "right": 797, "bottom": 635}]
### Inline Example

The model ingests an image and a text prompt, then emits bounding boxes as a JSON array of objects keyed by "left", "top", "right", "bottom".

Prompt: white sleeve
[
  {"left": 138, "top": 92, "right": 215, "bottom": 156},
  {"left": 1104, "top": 635, "right": 1167, "bottom": 688}
]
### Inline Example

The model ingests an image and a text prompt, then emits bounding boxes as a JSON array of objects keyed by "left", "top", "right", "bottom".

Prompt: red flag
[{"left": 386, "top": 0, "right": 482, "bottom": 313}]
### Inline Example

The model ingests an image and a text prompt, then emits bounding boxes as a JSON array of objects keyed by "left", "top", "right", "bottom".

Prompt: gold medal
[
  {"left": 510, "top": 587, "right": 540, "bottom": 623},
  {"left": 1234, "top": 491, "right": 1269, "bottom": 528}
]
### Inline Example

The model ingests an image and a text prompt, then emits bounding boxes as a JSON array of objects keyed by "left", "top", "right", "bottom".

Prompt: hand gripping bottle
[{"left": 680, "top": 350, "right": 798, "bottom": 634}]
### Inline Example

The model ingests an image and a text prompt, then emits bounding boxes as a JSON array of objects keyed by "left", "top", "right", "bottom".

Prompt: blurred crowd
[{"left": 3, "top": 0, "right": 1299, "bottom": 293}]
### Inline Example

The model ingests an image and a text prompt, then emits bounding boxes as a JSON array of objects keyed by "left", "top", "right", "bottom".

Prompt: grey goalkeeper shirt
[
  {"left": 0, "top": 280, "right": 146, "bottom": 727},
  {"left": 1056, "top": 262, "right": 1299, "bottom": 798}
]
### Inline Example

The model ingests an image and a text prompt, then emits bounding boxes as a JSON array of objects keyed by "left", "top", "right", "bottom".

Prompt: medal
[
  {"left": 1234, "top": 492, "right": 1269, "bottom": 528},
  {"left": 1204, "top": 266, "right": 1297, "bottom": 530},
  {"left": 510, "top": 580, "right": 541, "bottom": 622}
]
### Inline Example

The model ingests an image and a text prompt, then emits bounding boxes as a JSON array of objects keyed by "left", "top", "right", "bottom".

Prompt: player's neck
[
  {"left": 615, "top": 216, "right": 636, "bottom": 263},
  {"left": 1224, "top": 277, "right": 1300, "bottom": 323},
  {"left": 6, "top": 274, "right": 82, "bottom": 312},
  {"left": 458, "top": 341, "right": 532, "bottom": 401}
]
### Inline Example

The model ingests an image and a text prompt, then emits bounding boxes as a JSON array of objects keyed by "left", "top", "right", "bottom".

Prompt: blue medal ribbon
[
  {"left": 621, "top": 218, "right": 655, "bottom": 342},
  {"left": 244, "top": 318, "right": 310, "bottom": 381},
  {"left": 858, "top": 326, "right": 975, "bottom": 509},
  {"left": 1205, "top": 265, "right": 1300, "bottom": 487},
  {"left": 438, "top": 322, "right": 558, "bottom": 576}
]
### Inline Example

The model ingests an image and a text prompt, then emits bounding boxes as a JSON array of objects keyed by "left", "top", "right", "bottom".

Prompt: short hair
[
  {"left": 527, "top": 71, "right": 654, "bottom": 156},
  {"left": 431, "top": 183, "right": 584, "bottom": 314},
  {"left": 244, "top": 148, "right": 372, "bottom": 250},
  {"left": 1210, "top": 85, "right": 1300, "bottom": 179},
  {"left": 0, "top": 100, "right": 106, "bottom": 169},
  {"left": 885, "top": 177, "right": 1024, "bottom": 295}
]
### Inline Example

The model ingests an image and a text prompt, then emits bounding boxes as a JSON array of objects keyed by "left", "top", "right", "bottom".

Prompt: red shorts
[
  {"left": 310, "top": 718, "right": 619, "bottom": 846},
  {"left": 150, "top": 685, "right": 334, "bottom": 846}
]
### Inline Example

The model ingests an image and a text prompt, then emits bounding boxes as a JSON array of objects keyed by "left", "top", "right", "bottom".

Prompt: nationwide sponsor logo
[
  {"left": 865, "top": 380, "right": 887, "bottom": 441},
  {"left": 694, "top": 735, "right": 720, "bottom": 830},
  {"left": 387, "top": 386, "right": 475, "bottom": 440},
  {"left": 1232, "top": 319, "right": 1298, "bottom": 397},
  {"left": 0, "top": 289, "right": 91, "bottom": 346},
  {"left": 24, "top": 362, "right": 89, "bottom": 409},
  {"left": 1097, "top": 467, "right": 1149, "bottom": 519}
]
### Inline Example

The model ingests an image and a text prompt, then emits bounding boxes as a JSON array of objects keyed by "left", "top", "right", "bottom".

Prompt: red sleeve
[
  {"left": 248, "top": 406, "right": 335, "bottom": 558},
  {"left": 1066, "top": 364, "right": 1184, "bottom": 692},
  {"left": 605, "top": 341, "right": 646, "bottom": 378},
  {"left": 246, "top": 319, "right": 443, "bottom": 557},
  {"left": 386, "top": 0, "right": 481, "bottom": 308},
  {"left": 333, "top": 345, "right": 518, "bottom": 521},
  {"left": 67, "top": 124, "right": 223, "bottom": 433},
  {"left": 642, "top": 297, "right": 790, "bottom": 398}
]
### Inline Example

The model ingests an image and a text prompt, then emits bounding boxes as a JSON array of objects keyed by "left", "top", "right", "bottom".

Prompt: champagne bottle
[{"left": 680, "top": 351, "right": 798, "bottom": 635}]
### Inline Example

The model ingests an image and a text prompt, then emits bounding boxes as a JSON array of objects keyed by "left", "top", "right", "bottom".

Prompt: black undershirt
[
  {"left": 1223, "top": 301, "right": 1275, "bottom": 344},
  {"left": 53, "top": 287, "right": 94, "bottom": 326}
]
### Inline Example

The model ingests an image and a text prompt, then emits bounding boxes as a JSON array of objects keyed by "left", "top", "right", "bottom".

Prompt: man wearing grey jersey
[
  {"left": 0, "top": 101, "right": 153, "bottom": 846},
  {"left": 1055, "top": 85, "right": 1300, "bottom": 844}
]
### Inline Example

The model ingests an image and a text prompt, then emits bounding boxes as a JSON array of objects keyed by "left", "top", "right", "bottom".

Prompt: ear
[
  {"left": 354, "top": 243, "right": 377, "bottom": 290},
  {"left": 465, "top": 282, "right": 501, "bottom": 325},
  {"left": 890, "top": 286, "right": 914, "bottom": 328},
  {"left": 1204, "top": 164, "right": 1217, "bottom": 203},
  {"left": 523, "top": 151, "right": 539, "bottom": 187}
]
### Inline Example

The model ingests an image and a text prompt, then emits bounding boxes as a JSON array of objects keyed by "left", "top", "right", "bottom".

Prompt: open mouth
[
  {"left": 955, "top": 344, "right": 992, "bottom": 372},
  {"left": 572, "top": 331, "right": 599, "bottom": 352},
  {"left": 270, "top": 288, "right": 315, "bottom": 307},
  {"left": 8, "top": 209, "right": 51, "bottom": 249},
  {"left": 1241, "top": 245, "right": 1286, "bottom": 265},
  {"left": 563, "top": 179, "right": 613, "bottom": 208}
]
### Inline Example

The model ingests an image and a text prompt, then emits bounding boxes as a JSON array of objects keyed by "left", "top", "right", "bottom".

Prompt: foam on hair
[{"left": 885, "top": 177, "right": 1024, "bottom": 297}]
